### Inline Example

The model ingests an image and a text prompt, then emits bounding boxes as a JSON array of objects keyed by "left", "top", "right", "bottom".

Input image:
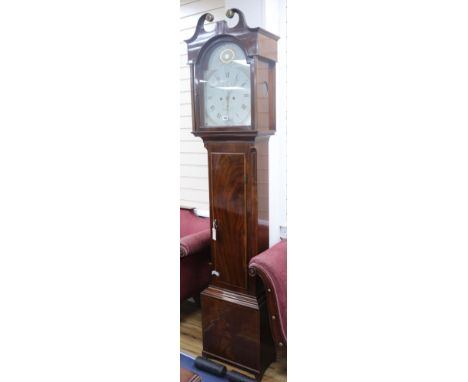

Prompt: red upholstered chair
[
  {"left": 249, "top": 239, "right": 287, "bottom": 352},
  {"left": 180, "top": 208, "right": 211, "bottom": 302}
]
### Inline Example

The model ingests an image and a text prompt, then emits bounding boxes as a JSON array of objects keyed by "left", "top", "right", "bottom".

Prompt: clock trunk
[{"left": 207, "top": 140, "right": 270, "bottom": 295}]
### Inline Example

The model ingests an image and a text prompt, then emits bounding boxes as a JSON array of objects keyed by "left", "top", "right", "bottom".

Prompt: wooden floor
[{"left": 180, "top": 300, "right": 287, "bottom": 382}]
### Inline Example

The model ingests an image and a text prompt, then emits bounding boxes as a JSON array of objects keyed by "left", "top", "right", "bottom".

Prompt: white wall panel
[
  {"left": 180, "top": 153, "right": 208, "bottom": 166},
  {"left": 180, "top": 141, "right": 206, "bottom": 154},
  {"left": 180, "top": 7, "right": 225, "bottom": 31},
  {"left": 180, "top": 78, "right": 191, "bottom": 92},
  {"left": 180, "top": 165, "right": 209, "bottom": 179},
  {"left": 180, "top": 176, "right": 210, "bottom": 190},
  {"left": 180, "top": 91, "right": 191, "bottom": 105},
  {"left": 180, "top": 104, "right": 192, "bottom": 117},
  {"left": 180, "top": 0, "right": 225, "bottom": 16},
  {"left": 180, "top": 129, "right": 199, "bottom": 142},
  {"left": 179, "top": 116, "right": 192, "bottom": 129}
]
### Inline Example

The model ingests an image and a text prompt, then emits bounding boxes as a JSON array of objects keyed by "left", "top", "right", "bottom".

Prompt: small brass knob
[
  {"left": 267, "top": 288, "right": 271, "bottom": 293},
  {"left": 272, "top": 315, "right": 276, "bottom": 320},
  {"left": 279, "top": 342, "right": 284, "bottom": 347}
]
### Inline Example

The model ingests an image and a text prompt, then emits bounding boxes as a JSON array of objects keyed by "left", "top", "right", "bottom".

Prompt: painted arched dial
[{"left": 202, "top": 42, "right": 251, "bottom": 127}]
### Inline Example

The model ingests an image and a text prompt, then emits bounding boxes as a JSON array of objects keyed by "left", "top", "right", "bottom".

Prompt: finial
[{"left": 225, "top": 8, "right": 247, "bottom": 29}]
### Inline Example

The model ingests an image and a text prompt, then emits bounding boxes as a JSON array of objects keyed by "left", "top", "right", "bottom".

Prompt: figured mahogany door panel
[{"left": 210, "top": 152, "right": 247, "bottom": 290}]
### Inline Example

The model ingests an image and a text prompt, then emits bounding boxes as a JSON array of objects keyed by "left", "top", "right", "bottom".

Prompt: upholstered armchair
[
  {"left": 249, "top": 240, "right": 287, "bottom": 352},
  {"left": 180, "top": 208, "right": 212, "bottom": 302}
]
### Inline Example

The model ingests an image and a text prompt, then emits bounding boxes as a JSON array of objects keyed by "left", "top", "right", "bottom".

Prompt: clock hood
[{"left": 185, "top": 9, "right": 279, "bottom": 65}]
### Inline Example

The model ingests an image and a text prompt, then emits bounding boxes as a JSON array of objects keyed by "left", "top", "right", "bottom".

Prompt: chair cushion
[
  {"left": 180, "top": 208, "right": 210, "bottom": 238},
  {"left": 180, "top": 229, "right": 211, "bottom": 258},
  {"left": 180, "top": 208, "right": 212, "bottom": 302}
]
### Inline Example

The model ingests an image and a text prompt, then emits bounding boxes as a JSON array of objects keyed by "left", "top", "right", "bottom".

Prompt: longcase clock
[{"left": 185, "top": 9, "right": 279, "bottom": 380}]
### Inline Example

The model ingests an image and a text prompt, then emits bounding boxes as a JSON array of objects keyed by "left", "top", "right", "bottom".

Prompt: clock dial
[{"left": 202, "top": 42, "right": 251, "bottom": 127}]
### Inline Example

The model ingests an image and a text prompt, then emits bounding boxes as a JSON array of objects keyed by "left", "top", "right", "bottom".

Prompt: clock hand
[{"left": 226, "top": 90, "right": 231, "bottom": 120}]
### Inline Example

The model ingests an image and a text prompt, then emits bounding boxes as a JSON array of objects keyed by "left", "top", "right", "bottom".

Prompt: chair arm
[
  {"left": 249, "top": 240, "right": 287, "bottom": 288},
  {"left": 180, "top": 229, "right": 211, "bottom": 258},
  {"left": 249, "top": 240, "right": 287, "bottom": 348}
]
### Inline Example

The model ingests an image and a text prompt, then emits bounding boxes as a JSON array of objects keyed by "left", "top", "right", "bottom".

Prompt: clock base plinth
[{"left": 201, "top": 286, "right": 276, "bottom": 380}]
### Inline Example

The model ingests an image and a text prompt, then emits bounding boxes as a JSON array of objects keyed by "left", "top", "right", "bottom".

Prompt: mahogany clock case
[
  {"left": 186, "top": 9, "right": 278, "bottom": 138},
  {"left": 199, "top": 138, "right": 274, "bottom": 379},
  {"left": 184, "top": 9, "right": 280, "bottom": 380}
]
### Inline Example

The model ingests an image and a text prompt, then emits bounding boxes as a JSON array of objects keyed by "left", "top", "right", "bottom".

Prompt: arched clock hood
[{"left": 185, "top": 9, "right": 279, "bottom": 140}]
